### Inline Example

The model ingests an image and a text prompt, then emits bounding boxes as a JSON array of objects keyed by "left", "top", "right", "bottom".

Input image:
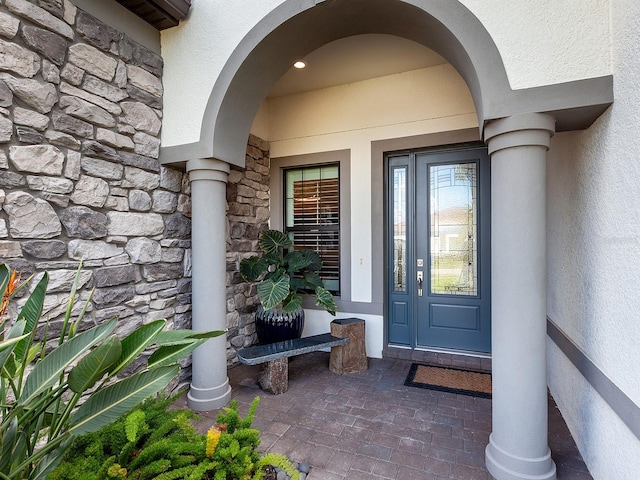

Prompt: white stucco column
[
  {"left": 186, "top": 158, "right": 232, "bottom": 411},
  {"left": 484, "top": 113, "right": 557, "bottom": 480}
]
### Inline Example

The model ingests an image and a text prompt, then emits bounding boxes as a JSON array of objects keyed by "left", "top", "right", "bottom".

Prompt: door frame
[{"left": 384, "top": 142, "right": 491, "bottom": 353}]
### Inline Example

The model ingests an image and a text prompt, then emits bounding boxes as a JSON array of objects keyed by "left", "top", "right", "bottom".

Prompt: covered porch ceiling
[{"left": 268, "top": 34, "right": 447, "bottom": 98}]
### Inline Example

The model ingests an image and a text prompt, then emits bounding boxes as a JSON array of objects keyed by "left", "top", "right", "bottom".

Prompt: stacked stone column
[
  {"left": 484, "top": 113, "right": 557, "bottom": 480},
  {"left": 225, "top": 135, "right": 270, "bottom": 360},
  {"left": 0, "top": 1, "right": 192, "bottom": 386}
]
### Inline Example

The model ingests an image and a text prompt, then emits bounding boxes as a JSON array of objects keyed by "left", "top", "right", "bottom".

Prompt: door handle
[{"left": 417, "top": 270, "right": 423, "bottom": 296}]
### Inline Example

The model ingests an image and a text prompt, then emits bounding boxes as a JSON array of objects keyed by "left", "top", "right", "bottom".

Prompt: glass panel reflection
[
  {"left": 393, "top": 167, "right": 407, "bottom": 292},
  {"left": 429, "top": 163, "right": 478, "bottom": 296}
]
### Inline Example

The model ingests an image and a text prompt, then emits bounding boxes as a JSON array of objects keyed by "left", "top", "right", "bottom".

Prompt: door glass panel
[
  {"left": 429, "top": 163, "right": 478, "bottom": 296},
  {"left": 393, "top": 166, "right": 407, "bottom": 292}
]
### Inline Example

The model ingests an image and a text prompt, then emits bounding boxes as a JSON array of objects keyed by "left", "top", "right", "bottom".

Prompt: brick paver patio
[{"left": 177, "top": 352, "right": 591, "bottom": 479}]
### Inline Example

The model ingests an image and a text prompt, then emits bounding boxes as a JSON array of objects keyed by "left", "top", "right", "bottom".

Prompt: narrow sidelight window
[
  {"left": 284, "top": 164, "right": 340, "bottom": 294},
  {"left": 392, "top": 166, "right": 407, "bottom": 293}
]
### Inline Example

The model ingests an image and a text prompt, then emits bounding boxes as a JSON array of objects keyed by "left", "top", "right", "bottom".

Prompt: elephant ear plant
[
  {"left": 240, "top": 229, "right": 337, "bottom": 315},
  {"left": 0, "top": 263, "right": 223, "bottom": 480}
]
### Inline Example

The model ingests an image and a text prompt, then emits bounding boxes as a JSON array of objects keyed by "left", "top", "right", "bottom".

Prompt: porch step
[{"left": 383, "top": 346, "right": 492, "bottom": 373}]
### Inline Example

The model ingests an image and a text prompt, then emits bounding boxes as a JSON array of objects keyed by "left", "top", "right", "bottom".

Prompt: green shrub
[
  {"left": 49, "top": 396, "right": 300, "bottom": 480},
  {"left": 0, "top": 263, "right": 223, "bottom": 480}
]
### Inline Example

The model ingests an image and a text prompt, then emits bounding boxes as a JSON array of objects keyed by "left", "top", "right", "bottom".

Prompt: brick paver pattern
[{"left": 177, "top": 352, "right": 592, "bottom": 480}]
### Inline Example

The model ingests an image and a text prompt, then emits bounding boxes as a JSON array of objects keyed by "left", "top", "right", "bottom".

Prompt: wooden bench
[{"left": 236, "top": 333, "right": 349, "bottom": 394}]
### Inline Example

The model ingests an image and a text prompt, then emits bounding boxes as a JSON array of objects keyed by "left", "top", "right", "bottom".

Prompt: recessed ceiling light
[{"left": 293, "top": 60, "right": 306, "bottom": 69}]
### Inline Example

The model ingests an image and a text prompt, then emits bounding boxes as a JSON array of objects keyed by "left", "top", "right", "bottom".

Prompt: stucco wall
[
  {"left": 546, "top": 0, "right": 640, "bottom": 477},
  {"left": 462, "top": 0, "right": 610, "bottom": 90},
  {"left": 160, "top": 0, "right": 611, "bottom": 148},
  {"left": 255, "top": 63, "right": 477, "bottom": 357},
  {"left": 160, "top": 0, "right": 283, "bottom": 147}
]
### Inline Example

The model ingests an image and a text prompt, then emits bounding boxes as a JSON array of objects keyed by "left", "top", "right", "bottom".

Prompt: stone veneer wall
[
  {"left": 225, "top": 134, "right": 270, "bottom": 363},
  {"left": 0, "top": 1, "right": 193, "bottom": 384}
]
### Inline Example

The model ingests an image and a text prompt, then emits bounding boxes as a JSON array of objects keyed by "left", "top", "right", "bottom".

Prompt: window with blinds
[{"left": 285, "top": 165, "right": 340, "bottom": 294}]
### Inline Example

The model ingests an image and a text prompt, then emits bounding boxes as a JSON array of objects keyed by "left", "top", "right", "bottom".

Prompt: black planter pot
[{"left": 255, "top": 305, "right": 305, "bottom": 345}]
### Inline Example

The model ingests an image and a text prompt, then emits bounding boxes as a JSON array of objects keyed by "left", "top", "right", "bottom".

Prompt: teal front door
[{"left": 386, "top": 146, "right": 491, "bottom": 353}]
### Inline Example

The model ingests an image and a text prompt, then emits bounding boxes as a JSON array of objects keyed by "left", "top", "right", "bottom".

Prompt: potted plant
[{"left": 239, "top": 229, "right": 337, "bottom": 344}]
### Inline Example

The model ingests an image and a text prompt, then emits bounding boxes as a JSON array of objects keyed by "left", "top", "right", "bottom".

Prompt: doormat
[{"left": 404, "top": 363, "right": 492, "bottom": 398}]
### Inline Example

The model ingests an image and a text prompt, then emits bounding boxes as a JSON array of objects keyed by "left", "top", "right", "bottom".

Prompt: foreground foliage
[
  {"left": 49, "top": 395, "right": 300, "bottom": 480},
  {"left": 0, "top": 264, "right": 223, "bottom": 480}
]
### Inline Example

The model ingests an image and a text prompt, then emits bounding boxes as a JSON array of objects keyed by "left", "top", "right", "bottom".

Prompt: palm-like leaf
[
  {"left": 284, "top": 251, "right": 312, "bottom": 273},
  {"left": 64, "top": 263, "right": 86, "bottom": 340},
  {"left": 153, "top": 329, "right": 224, "bottom": 345},
  {"left": 18, "top": 319, "right": 117, "bottom": 405},
  {"left": 110, "top": 320, "right": 165, "bottom": 375},
  {"left": 2, "top": 354, "right": 18, "bottom": 379},
  {"left": 258, "top": 230, "right": 292, "bottom": 254},
  {"left": 24, "top": 344, "right": 42, "bottom": 367},
  {"left": 0, "top": 264, "right": 9, "bottom": 300},
  {"left": 0, "top": 416, "right": 18, "bottom": 474},
  {"left": 13, "top": 272, "right": 48, "bottom": 360},
  {"left": 0, "top": 262, "right": 222, "bottom": 480},
  {"left": 69, "top": 365, "right": 179, "bottom": 436},
  {"left": 0, "top": 321, "right": 27, "bottom": 371},
  {"left": 69, "top": 288, "right": 93, "bottom": 338},
  {"left": 314, "top": 286, "right": 337, "bottom": 316},
  {"left": 257, "top": 275, "right": 291, "bottom": 310},
  {"left": 147, "top": 339, "right": 208, "bottom": 368},
  {"left": 68, "top": 337, "right": 122, "bottom": 393},
  {"left": 147, "top": 329, "right": 224, "bottom": 368},
  {"left": 30, "top": 438, "right": 72, "bottom": 480},
  {"left": 239, "top": 256, "right": 268, "bottom": 282}
]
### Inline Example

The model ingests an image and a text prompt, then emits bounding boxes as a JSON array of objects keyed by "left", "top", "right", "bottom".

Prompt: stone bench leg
[
  {"left": 330, "top": 318, "right": 368, "bottom": 374},
  {"left": 259, "top": 357, "right": 288, "bottom": 394}
]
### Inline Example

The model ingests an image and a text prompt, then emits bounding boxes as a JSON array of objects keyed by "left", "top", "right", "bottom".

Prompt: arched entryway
[{"left": 165, "top": 2, "right": 613, "bottom": 479}]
